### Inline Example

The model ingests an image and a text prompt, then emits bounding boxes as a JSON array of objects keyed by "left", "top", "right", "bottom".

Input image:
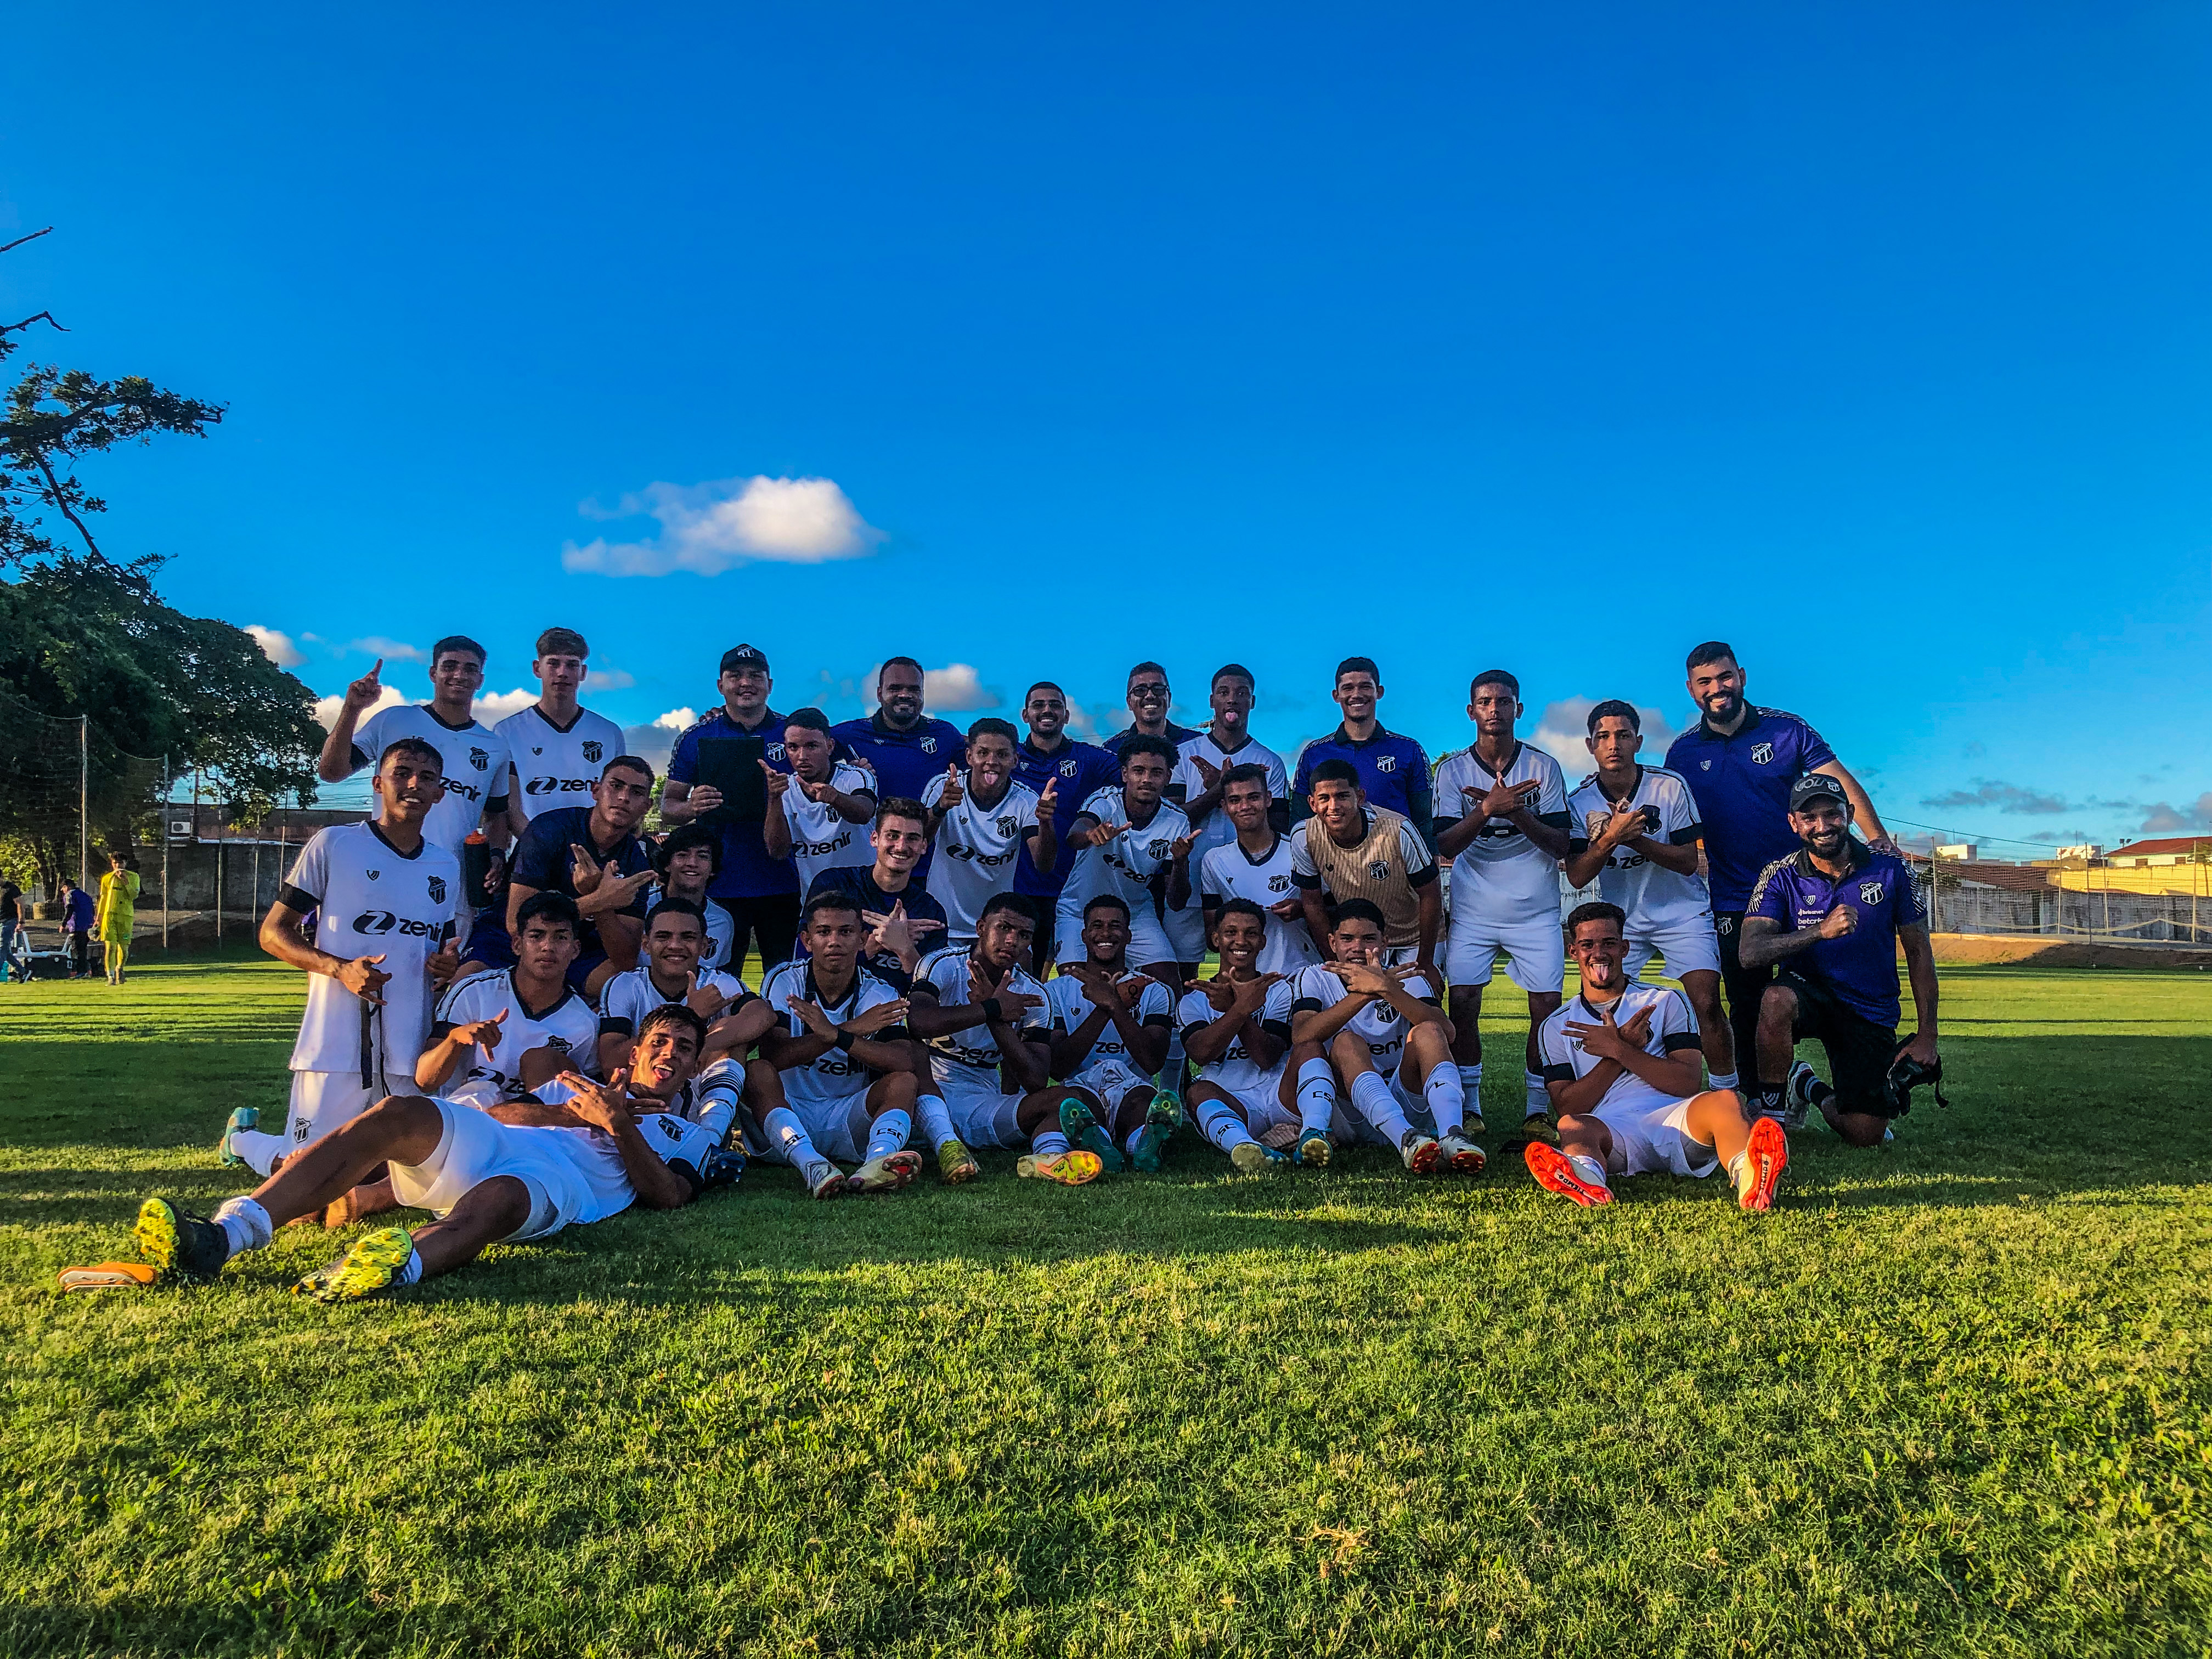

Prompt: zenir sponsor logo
[
  {"left": 351, "top": 910, "right": 442, "bottom": 938},
  {"left": 526, "top": 776, "right": 591, "bottom": 797}
]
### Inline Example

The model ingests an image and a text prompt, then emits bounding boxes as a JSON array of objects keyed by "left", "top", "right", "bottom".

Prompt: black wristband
[
  {"left": 833, "top": 1030, "right": 856, "bottom": 1053},
  {"left": 982, "top": 997, "right": 1005, "bottom": 1024}
]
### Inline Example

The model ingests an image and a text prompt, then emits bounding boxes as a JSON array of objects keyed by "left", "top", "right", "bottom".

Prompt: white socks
[
  {"left": 1197, "top": 1097, "right": 1257, "bottom": 1153},
  {"left": 1031, "top": 1128, "right": 1071, "bottom": 1159},
  {"left": 1348, "top": 1071, "right": 1413, "bottom": 1144},
  {"left": 1457, "top": 1064, "right": 1482, "bottom": 1118},
  {"left": 1423, "top": 1066, "right": 1464, "bottom": 1137},
  {"left": 915, "top": 1091, "right": 958, "bottom": 1149},
  {"left": 864, "top": 1109, "right": 912, "bottom": 1165},
  {"left": 1523, "top": 1071, "right": 1549, "bottom": 1118},
  {"left": 212, "top": 1196, "right": 273, "bottom": 1255},
  {"left": 1296, "top": 1058, "right": 1338, "bottom": 1134},
  {"left": 392, "top": 1251, "right": 425, "bottom": 1285},
  {"left": 763, "top": 1107, "right": 828, "bottom": 1174},
  {"left": 1709, "top": 1069, "right": 1740, "bottom": 1093},
  {"left": 229, "top": 1130, "right": 290, "bottom": 1178},
  {"left": 1567, "top": 1153, "right": 1609, "bottom": 1190}
]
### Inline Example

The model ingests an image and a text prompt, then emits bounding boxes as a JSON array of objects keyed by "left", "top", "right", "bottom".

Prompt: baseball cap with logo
[
  {"left": 1788, "top": 774, "right": 1848, "bottom": 812},
  {"left": 719, "top": 644, "right": 770, "bottom": 676}
]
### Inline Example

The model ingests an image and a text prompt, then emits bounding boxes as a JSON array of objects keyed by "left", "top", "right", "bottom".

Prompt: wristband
[
  {"left": 834, "top": 1030, "right": 856, "bottom": 1053},
  {"left": 982, "top": 997, "right": 1006, "bottom": 1024}
]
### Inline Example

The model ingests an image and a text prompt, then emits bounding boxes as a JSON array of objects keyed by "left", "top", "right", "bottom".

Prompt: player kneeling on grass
[
  {"left": 1526, "top": 902, "right": 1785, "bottom": 1212},
  {"left": 906, "top": 894, "right": 1106, "bottom": 1186},
  {"left": 1180, "top": 899, "right": 1305, "bottom": 1173},
  {"left": 131, "top": 1004, "right": 740, "bottom": 1301},
  {"left": 1045, "top": 894, "right": 1183, "bottom": 1173},
  {"left": 1286, "top": 899, "right": 1480, "bottom": 1175},
  {"left": 752, "top": 891, "right": 924, "bottom": 1199}
]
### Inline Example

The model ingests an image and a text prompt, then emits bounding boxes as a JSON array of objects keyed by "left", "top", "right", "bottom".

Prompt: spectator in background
[
  {"left": 59, "top": 876, "right": 95, "bottom": 978},
  {"left": 97, "top": 849, "right": 142, "bottom": 986},
  {"left": 0, "top": 874, "right": 20, "bottom": 984}
]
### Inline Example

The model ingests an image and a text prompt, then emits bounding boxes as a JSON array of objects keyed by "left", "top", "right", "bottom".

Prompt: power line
[{"left": 1883, "top": 814, "right": 2121, "bottom": 853}]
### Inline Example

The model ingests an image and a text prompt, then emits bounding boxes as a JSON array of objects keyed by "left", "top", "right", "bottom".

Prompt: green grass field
[{"left": 2, "top": 951, "right": 2208, "bottom": 1658}]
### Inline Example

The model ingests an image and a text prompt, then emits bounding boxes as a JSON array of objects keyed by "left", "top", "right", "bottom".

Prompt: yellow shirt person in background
[{"left": 95, "top": 851, "right": 141, "bottom": 986}]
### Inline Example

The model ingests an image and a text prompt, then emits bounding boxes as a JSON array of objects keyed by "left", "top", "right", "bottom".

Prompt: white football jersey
[
  {"left": 1170, "top": 733, "right": 1286, "bottom": 860},
  {"left": 1045, "top": 970, "right": 1174, "bottom": 1092},
  {"left": 533, "top": 1065, "right": 740, "bottom": 1222},
  {"left": 779, "top": 761, "right": 878, "bottom": 889},
  {"left": 1062, "top": 789, "right": 1191, "bottom": 917},
  {"left": 1285, "top": 962, "right": 1441, "bottom": 1073},
  {"left": 760, "top": 960, "right": 907, "bottom": 1108},
  {"left": 1565, "top": 767, "right": 1711, "bottom": 931},
  {"left": 644, "top": 882, "right": 734, "bottom": 970},
  {"left": 1199, "top": 835, "right": 1320, "bottom": 974},
  {"left": 1176, "top": 979, "right": 1294, "bottom": 1094},
  {"left": 915, "top": 945, "right": 1051, "bottom": 1098},
  {"left": 1537, "top": 982, "right": 1702, "bottom": 1116},
  {"left": 432, "top": 966, "right": 600, "bottom": 1107},
  {"left": 281, "top": 823, "right": 460, "bottom": 1080},
  {"left": 1434, "top": 742, "right": 1567, "bottom": 922},
  {"left": 498, "top": 703, "right": 628, "bottom": 824},
  {"left": 352, "top": 704, "right": 511, "bottom": 861},
  {"left": 597, "top": 963, "right": 753, "bottom": 1039},
  {"left": 922, "top": 772, "right": 1041, "bottom": 939}
]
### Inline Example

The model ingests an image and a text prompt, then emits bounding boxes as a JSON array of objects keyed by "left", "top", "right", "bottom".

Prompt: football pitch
[{"left": 1, "top": 952, "right": 2207, "bottom": 1658}]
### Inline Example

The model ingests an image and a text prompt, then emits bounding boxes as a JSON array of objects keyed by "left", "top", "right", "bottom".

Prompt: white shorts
[
  {"left": 1623, "top": 918, "right": 1722, "bottom": 981},
  {"left": 1199, "top": 1076, "right": 1296, "bottom": 1137},
  {"left": 387, "top": 1099, "right": 580, "bottom": 1241},
  {"left": 1593, "top": 1093, "right": 1721, "bottom": 1180},
  {"left": 760, "top": 1090, "right": 878, "bottom": 1165},
  {"left": 284, "top": 1071, "right": 383, "bottom": 1153},
  {"left": 1065, "top": 1059, "right": 1155, "bottom": 1110},
  {"left": 1056, "top": 897, "right": 1176, "bottom": 969},
  {"left": 945, "top": 1087, "right": 1030, "bottom": 1150},
  {"left": 1443, "top": 910, "right": 1565, "bottom": 994},
  {"left": 1161, "top": 900, "right": 1207, "bottom": 965}
]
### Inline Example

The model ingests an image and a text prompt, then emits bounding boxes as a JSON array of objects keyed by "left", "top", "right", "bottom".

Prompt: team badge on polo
[
  {"left": 921, "top": 736, "right": 938, "bottom": 754},
  {"left": 583, "top": 740, "right": 602, "bottom": 763},
  {"left": 1860, "top": 879, "right": 1885, "bottom": 904},
  {"left": 1751, "top": 742, "right": 1773, "bottom": 764},
  {"left": 469, "top": 747, "right": 488, "bottom": 771},
  {"left": 1376, "top": 754, "right": 1397, "bottom": 772}
]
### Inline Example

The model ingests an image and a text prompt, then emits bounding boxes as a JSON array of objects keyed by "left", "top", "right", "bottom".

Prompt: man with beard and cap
[
  {"left": 1740, "top": 774, "right": 1938, "bottom": 1149},
  {"left": 1010, "top": 681, "right": 1120, "bottom": 974},
  {"left": 1665, "top": 641, "right": 1891, "bottom": 1093}
]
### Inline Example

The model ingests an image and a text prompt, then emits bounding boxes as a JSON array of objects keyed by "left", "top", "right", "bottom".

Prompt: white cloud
[
  {"left": 245, "top": 625, "right": 305, "bottom": 668},
  {"left": 348, "top": 636, "right": 425, "bottom": 663},
  {"left": 563, "top": 475, "right": 883, "bottom": 577},
  {"left": 619, "top": 709, "right": 698, "bottom": 772},
  {"left": 656, "top": 707, "right": 697, "bottom": 730},
  {"left": 586, "top": 667, "right": 636, "bottom": 690},
  {"left": 1530, "top": 697, "right": 1680, "bottom": 778},
  {"left": 313, "top": 684, "right": 407, "bottom": 730},
  {"left": 474, "top": 687, "right": 540, "bottom": 724}
]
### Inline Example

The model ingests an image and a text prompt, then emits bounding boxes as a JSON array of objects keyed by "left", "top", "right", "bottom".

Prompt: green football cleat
[
  {"left": 1296, "top": 1128, "right": 1333, "bottom": 1167},
  {"left": 293, "top": 1226, "right": 416, "bottom": 1303},
  {"left": 935, "top": 1137, "right": 980, "bottom": 1184},
  {"left": 1130, "top": 1093, "right": 1181, "bottom": 1173},
  {"left": 216, "top": 1106, "right": 258, "bottom": 1167},
  {"left": 133, "top": 1197, "right": 231, "bottom": 1283},
  {"left": 1229, "top": 1140, "right": 1289, "bottom": 1173},
  {"left": 1058, "top": 1097, "right": 1124, "bottom": 1174},
  {"left": 1015, "top": 1149, "right": 1104, "bottom": 1186}
]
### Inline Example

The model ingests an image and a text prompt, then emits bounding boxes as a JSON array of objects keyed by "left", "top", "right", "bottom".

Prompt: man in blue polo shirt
[
  {"left": 1291, "top": 656, "right": 1435, "bottom": 849},
  {"left": 1011, "top": 680, "right": 1121, "bottom": 973},
  {"left": 830, "top": 656, "right": 966, "bottom": 825},
  {"left": 1740, "top": 774, "right": 1937, "bottom": 1148},
  {"left": 1101, "top": 661, "right": 1202, "bottom": 758},
  {"left": 660, "top": 644, "right": 798, "bottom": 972},
  {"left": 1664, "top": 640, "right": 1891, "bottom": 1088}
]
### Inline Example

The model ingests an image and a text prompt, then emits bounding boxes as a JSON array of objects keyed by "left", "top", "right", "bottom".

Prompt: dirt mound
[{"left": 1926, "top": 934, "right": 2212, "bottom": 970}]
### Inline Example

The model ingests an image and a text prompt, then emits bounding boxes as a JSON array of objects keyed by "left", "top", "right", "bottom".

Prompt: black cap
[
  {"left": 1788, "top": 773, "right": 1847, "bottom": 812},
  {"left": 719, "top": 644, "right": 769, "bottom": 676}
]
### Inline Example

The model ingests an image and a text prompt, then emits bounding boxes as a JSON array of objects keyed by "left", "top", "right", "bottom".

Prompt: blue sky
[{"left": 6, "top": 3, "right": 2208, "bottom": 849}]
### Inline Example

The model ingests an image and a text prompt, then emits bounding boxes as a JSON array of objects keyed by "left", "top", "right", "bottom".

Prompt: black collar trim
[{"left": 365, "top": 821, "right": 425, "bottom": 861}]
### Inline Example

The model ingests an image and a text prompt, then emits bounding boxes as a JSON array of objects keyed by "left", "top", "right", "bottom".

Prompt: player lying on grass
[
  {"left": 1285, "top": 899, "right": 1481, "bottom": 1175},
  {"left": 133, "top": 1004, "right": 740, "bottom": 1301},
  {"left": 596, "top": 896, "right": 770, "bottom": 1074},
  {"left": 751, "top": 890, "right": 925, "bottom": 1199},
  {"left": 1045, "top": 894, "right": 1184, "bottom": 1174},
  {"left": 417, "top": 892, "right": 601, "bottom": 1110},
  {"left": 1525, "top": 901, "right": 1786, "bottom": 1211},
  {"left": 906, "top": 894, "right": 1107, "bottom": 1186},
  {"left": 1180, "top": 899, "right": 1304, "bottom": 1173}
]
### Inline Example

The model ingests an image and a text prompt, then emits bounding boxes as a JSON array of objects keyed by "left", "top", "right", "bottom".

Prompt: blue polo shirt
[
  {"left": 1102, "top": 720, "right": 1201, "bottom": 756},
  {"left": 667, "top": 707, "right": 795, "bottom": 900},
  {"left": 830, "top": 712, "right": 968, "bottom": 805},
  {"left": 1291, "top": 724, "right": 1435, "bottom": 848},
  {"left": 1011, "top": 736, "right": 1121, "bottom": 900},
  {"left": 1664, "top": 707, "right": 1838, "bottom": 911},
  {"left": 1746, "top": 842, "right": 1923, "bottom": 1026}
]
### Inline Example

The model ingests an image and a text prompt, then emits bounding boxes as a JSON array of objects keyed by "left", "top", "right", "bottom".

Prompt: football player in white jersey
[
  {"left": 645, "top": 823, "right": 735, "bottom": 971},
  {"left": 1198, "top": 764, "right": 1321, "bottom": 975},
  {"left": 1163, "top": 663, "right": 1289, "bottom": 974},
  {"left": 596, "top": 898, "right": 769, "bottom": 1074},
  {"left": 764, "top": 708, "right": 877, "bottom": 889},
  {"left": 133, "top": 1005, "right": 740, "bottom": 1301},
  {"left": 922, "top": 718, "right": 1058, "bottom": 943},
  {"left": 1057, "top": 735, "right": 1192, "bottom": 980},
  {"left": 1564, "top": 701, "right": 1737, "bottom": 1093},
  {"left": 1045, "top": 895, "right": 1183, "bottom": 1173},
  {"left": 906, "top": 895, "right": 1105, "bottom": 1186},
  {"left": 1431, "top": 669, "right": 1572, "bottom": 1131},
  {"left": 1285, "top": 899, "right": 1480, "bottom": 1176},
  {"left": 222, "top": 737, "right": 462, "bottom": 1185},
  {"left": 1180, "top": 899, "right": 1308, "bottom": 1172},
  {"left": 317, "top": 640, "right": 512, "bottom": 893},
  {"left": 1526, "top": 902, "right": 1785, "bottom": 1212},
  {"left": 752, "top": 890, "right": 924, "bottom": 1198},
  {"left": 499, "top": 626, "right": 628, "bottom": 834},
  {"left": 418, "top": 892, "right": 600, "bottom": 1109}
]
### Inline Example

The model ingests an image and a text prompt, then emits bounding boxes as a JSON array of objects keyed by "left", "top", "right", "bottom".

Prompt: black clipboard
[{"left": 696, "top": 735, "right": 767, "bottom": 825}]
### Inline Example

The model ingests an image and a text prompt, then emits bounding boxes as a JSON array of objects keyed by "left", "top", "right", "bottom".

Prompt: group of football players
[{"left": 121, "top": 627, "right": 1943, "bottom": 1304}]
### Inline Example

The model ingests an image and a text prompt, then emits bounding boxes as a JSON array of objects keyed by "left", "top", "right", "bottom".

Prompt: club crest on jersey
[
  {"left": 367, "top": 869, "right": 380, "bottom": 881},
  {"left": 1750, "top": 742, "right": 1774, "bottom": 765},
  {"left": 1376, "top": 755, "right": 1397, "bottom": 773},
  {"left": 427, "top": 876, "right": 447, "bottom": 906},
  {"left": 1147, "top": 839, "right": 1170, "bottom": 861},
  {"left": 1366, "top": 860, "right": 1390, "bottom": 881},
  {"left": 921, "top": 736, "right": 939, "bottom": 754},
  {"left": 1715, "top": 914, "right": 1734, "bottom": 934},
  {"left": 1268, "top": 873, "right": 1290, "bottom": 893},
  {"left": 1859, "top": 880, "right": 1886, "bottom": 904},
  {"left": 469, "top": 747, "right": 489, "bottom": 772},
  {"left": 1060, "top": 759, "right": 1079, "bottom": 777},
  {"left": 1700, "top": 759, "right": 1712, "bottom": 771},
  {"left": 532, "top": 746, "right": 543, "bottom": 755},
  {"left": 996, "top": 816, "right": 1019, "bottom": 838}
]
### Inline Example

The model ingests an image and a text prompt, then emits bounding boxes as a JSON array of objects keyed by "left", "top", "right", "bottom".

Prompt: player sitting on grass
[
  {"left": 752, "top": 891, "right": 924, "bottom": 1198},
  {"left": 906, "top": 894, "right": 1106, "bottom": 1186},
  {"left": 1526, "top": 902, "right": 1786, "bottom": 1211},
  {"left": 1180, "top": 899, "right": 1301, "bottom": 1173},
  {"left": 596, "top": 897, "right": 770, "bottom": 1074},
  {"left": 131, "top": 1004, "right": 740, "bottom": 1302},
  {"left": 1045, "top": 894, "right": 1183, "bottom": 1173},
  {"left": 1286, "top": 899, "right": 1479, "bottom": 1175},
  {"left": 417, "top": 891, "right": 601, "bottom": 1109}
]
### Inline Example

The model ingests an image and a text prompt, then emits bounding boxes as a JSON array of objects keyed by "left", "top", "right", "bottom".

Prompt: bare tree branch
[
  {"left": 1, "top": 311, "right": 66, "bottom": 338},
  {"left": 27, "top": 447, "right": 103, "bottom": 560},
  {"left": 0, "top": 227, "right": 55, "bottom": 257}
]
